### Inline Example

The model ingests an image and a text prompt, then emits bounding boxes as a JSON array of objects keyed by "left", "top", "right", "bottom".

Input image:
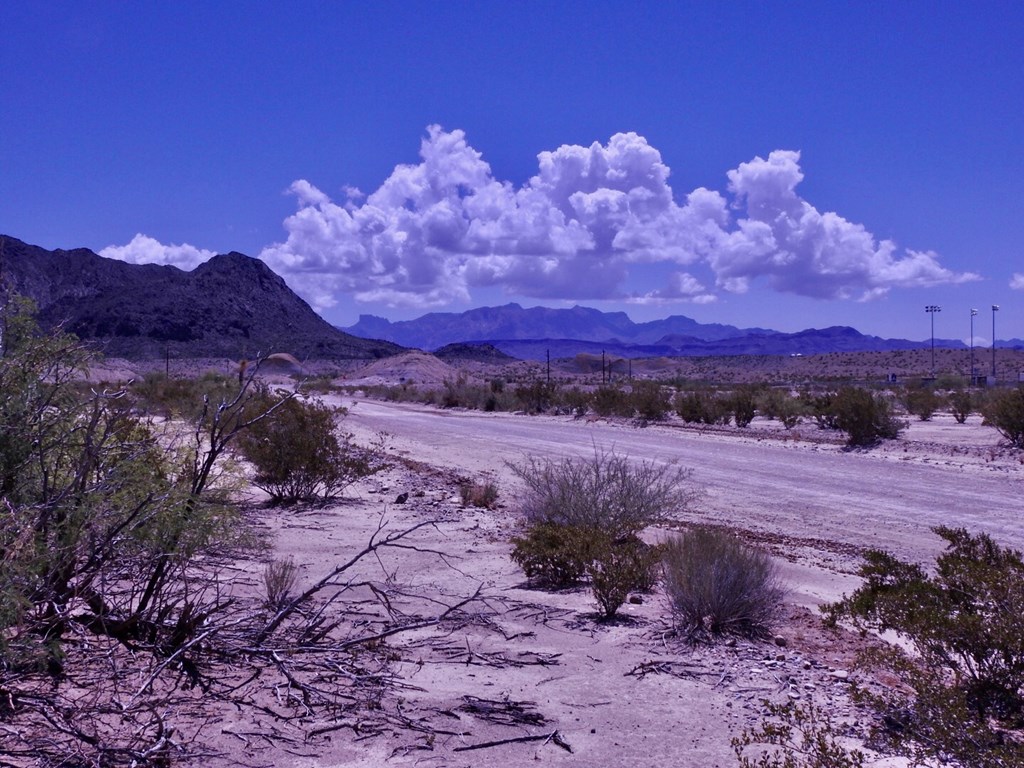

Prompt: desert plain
[{"left": 193, "top": 374, "right": 1021, "bottom": 768}]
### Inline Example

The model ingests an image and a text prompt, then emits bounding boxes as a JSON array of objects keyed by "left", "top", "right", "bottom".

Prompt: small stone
[
  {"left": 774, "top": 635, "right": 787, "bottom": 648},
  {"left": 725, "top": 637, "right": 737, "bottom": 648},
  {"left": 628, "top": 595, "right": 643, "bottom": 605},
  {"left": 831, "top": 669, "right": 850, "bottom": 681}
]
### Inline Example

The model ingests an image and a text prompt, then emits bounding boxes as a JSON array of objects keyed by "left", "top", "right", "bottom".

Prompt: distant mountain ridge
[
  {"left": 0, "top": 236, "right": 401, "bottom": 360},
  {"left": 343, "top": 303, "right": 972, "bottom": 360},
  {"left": 345, "top": 303, "right": 774, "bottom": 349}
]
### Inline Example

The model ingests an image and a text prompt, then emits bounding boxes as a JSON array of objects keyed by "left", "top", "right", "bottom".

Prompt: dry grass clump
[{"left": 663, "top": 526, "right": 784, "bottom": 640}]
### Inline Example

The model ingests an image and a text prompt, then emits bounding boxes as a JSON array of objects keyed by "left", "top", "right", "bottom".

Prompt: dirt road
[{"left": 344, "top": 399, "right": 1024, "bottom": 575}]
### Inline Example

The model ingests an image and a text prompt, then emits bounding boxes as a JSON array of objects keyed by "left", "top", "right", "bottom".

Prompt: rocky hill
[{"left": 0, "top": 236, "right": 401, "bottom": 360}]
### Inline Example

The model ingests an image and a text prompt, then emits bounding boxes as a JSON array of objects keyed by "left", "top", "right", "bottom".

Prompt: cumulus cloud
[
  {"left": 257, "top": 127, "right": 977, "bottom": 310},
  {"left": 100, "top": 233, "right": 215, "bottom": 271},
  {"left": 1011, "top": 273, "right": 1024, "bottom": 290}
]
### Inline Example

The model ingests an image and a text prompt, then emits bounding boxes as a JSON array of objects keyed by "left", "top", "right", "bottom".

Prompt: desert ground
[{"left": 215, "top": 392, "right": 1023, "bottom": 768}]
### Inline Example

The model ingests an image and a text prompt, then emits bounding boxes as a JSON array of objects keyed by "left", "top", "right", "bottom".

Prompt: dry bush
[
  {"left": 510, "top": 448, "right": 697, "bottom": 538},
  {"left": 459, "top": 480, "right": 499, "bottom": 509},
  {"left": 662, "top": 526, "right": 784, "bottom": 640},
  {"left": 263, "top": 556, "right": 299, "bottom": 611},
  {"left": 510, "top": 449, "right": 695, "bottom": 618}
]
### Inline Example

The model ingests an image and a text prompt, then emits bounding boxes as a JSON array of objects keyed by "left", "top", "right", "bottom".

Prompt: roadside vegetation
[{"left": 0, "top": 298, "right": 470, "bottom": 765}]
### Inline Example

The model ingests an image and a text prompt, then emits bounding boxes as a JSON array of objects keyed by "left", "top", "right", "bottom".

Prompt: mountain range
[
  {"left": 0, "top": 236, "right": 400, "bottom": 360},
  {"left": 3, "top": 234, "right": 1016, "bottom": 363},
  {"left": 343, "top": 304, "right": 984, "bottom": 360}
]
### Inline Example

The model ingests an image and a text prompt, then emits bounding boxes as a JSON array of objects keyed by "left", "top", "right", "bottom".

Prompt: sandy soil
[{"left": 196, "top": 399, "right": 1021, "bottom": 768}]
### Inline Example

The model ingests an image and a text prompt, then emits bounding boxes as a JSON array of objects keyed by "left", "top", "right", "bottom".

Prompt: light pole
[
  {"left": 926, "top": 305, "right": 941, "bottom": 376},
  {"left": 970, "top": 308, "right": 978, "bottom": 385},
  {"left": 992, "top": 305, "right": 1000, "bottom": 379}
]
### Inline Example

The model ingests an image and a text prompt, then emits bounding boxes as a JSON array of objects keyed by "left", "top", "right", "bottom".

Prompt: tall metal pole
[
  {"left": 970, "top": 309, "right": 978, "bottom": 385},
  {"left": 992, "top": 305, "right": 1000, "bottom": 378},
  {"left": 925, "top": 305, "right": 941, "bottom": 376}
]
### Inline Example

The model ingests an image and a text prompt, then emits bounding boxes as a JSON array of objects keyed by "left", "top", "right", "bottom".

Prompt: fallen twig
[{"left": 452, "top": 729, "right": 572, "bottom": 753}]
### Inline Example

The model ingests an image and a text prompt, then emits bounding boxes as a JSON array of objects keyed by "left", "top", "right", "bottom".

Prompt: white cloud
[
  {"left": 255, "top": 127, "right": 978, "bottom": 311},
  {"left": 1011, "top": 273, "right": 1024, "bottom": 290},
  {"left": 719, "top": 150, "right": 980, "bottom": 299},
  {"left": 100, "top": 233, "right": 215, "bottom": 271}
]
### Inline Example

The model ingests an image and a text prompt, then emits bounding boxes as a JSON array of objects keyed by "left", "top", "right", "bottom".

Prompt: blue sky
[{"left": 2, "top": 2, "right": 1022, "bottom": 342}]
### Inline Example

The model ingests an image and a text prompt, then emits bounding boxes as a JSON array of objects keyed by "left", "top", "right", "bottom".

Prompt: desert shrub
[
  {"left": 982, "top": 386, "right": 1024, "bottom": 447},
  {"left": 587, "top": 535, "right": 663, "bottom": 619},
  {"left": 824, "top": 527, "right": 1024, "bottom": 766},
  {"left": 776, "top": 397, "right": 804, "bottom": 430},
  {"left": 674, "top": 391, "right": 706, "bottom": 423},
  {"left": 630, "top": 380, "right": 672, "bottom": 422},
  {"left": 592, "top": 384, "right": 635, "bottom": 418},
  {"left": 510, "top": 450, "right": 695, "bottom": 617},
  {"left": 561, "top": 386, "right": 592, "bottom": 418},
  {"left": 297, "top": 374, "right": 340, "bottom": 394},
  {"left": 263, "top": 556, "right": 300, "bottom": 611},
  {"left": 903, "top": 385, "right": 941, "bottom": 421},
  {"left": 0, "top": 296, "right": 273, "bottom": 687},
  {"left": 663, "top": 526, "right": 784, "bottom": 640},
  {"left": 459, "top": 480, "right": 499, "bottom": 509},
  {"left": 756, "top": 387, "right": 787, "bottom": 421},
  {"left": 674, "top": 390, "right": 731, "bottom": 425},
  {"left": 131, "top": 370, "right": 241, "bottom": 419},
  {"left": 510, "top": 448, "right": 697, "bottom": 538},
  {"left": 949, "top": 389, "right": 972, "bottom": 424},
  {"left": 440, "top": 375, "right": 491, "bottom": 409},
  {"left": 804, "top": 391, "right": 840, "bottom": 430},
  {"left": 832, "top": 387, "right": 905, "bottom": 446},
  {"left": 237, "top": 397, "right": 384, "bottom": 502},
  {"left": 730, "top": 387, "right": 758, "bottom": 428},
  {"left": 732, "top": 700, "right": 865, "bottom": 768},
  {"left": 514, "top": 380, "right": 556, "bottom": 413},
  {"left": 509, "top": 523, "right": 592, "bottom": 588}
]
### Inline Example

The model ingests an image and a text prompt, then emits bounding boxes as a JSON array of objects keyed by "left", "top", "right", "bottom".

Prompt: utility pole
[
  {"left": 992, "top": 305, "right": 1000, "bottom": 378},
  {"left": 970, "top": 309, "right": 978, "bottom": 385},
  {"left": 925, "top": 305, "right": 941, "bottom": 376}
]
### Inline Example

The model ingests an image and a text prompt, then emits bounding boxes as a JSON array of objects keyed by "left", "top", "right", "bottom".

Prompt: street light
[
  {"left": 970, "top": 309, "right": 978, "bottom": 385},
  {"left": 992, "top": 305, "right": 1000, "bottom": 379},
  {"left": 925, "top": 305, "right": 941, "bottom": 376}
]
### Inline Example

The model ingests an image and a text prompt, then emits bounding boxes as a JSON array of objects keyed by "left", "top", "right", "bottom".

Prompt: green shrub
[
  {"left": 630, "top": 380, "right": 672, "bottom": 422},
  {"left": 509, "top": 523, "right": 592, "bottom": 588},
  {"left": 674, "top": 390, "right": 731, "bottom": 425},
  {"left": 662, "top": 526, "right": 784, "bottom": 640},
  {"left": 824, "top": 527, "right": 1024, "bottom": 767},
  {"left": 903, "top": 385, "right": 941, "bottom": 421},
  {"left": 514, "top": 380, "right": 556, "bottom": 413},
  {"left": 731, "top": 387, "right": 758, "bottom": 428},
  {"left": 674, "top": 391, "right": 706, "bottom": 423},
  {"left": 733, "top": 701, "right": 865, "bottom": 768},
  {"left": 949, "top": 389, "right": 972, "bottom": 424},
  {"left": 982, "top": 386, "right": 1024, "bottom": 447},
  {"left": 587, "top": 535, "right": 663, "bottom": 619},
  {"left": 805, "top": 391, "right": 840, "bottom": 430},
  {"left": 237, "top": 397, "right": 384, "bottom": 502},
  {"left": 592, "top": 385, "right": 635, "bottom": 418},
  {"left": 561, "top": 386, "right": 592, "bottom": 418},
  {"left": 832, "top": 387, "right": 905, "bottom": 446}
]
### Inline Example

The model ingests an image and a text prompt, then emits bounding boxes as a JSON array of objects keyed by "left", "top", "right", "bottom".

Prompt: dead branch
[{"left": 452, "top": 729, "right": 573, "bottom": 753}]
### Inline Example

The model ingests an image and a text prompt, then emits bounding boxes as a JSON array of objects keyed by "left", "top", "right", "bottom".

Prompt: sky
[{"left": 2, "top": 2, "right": 1022, "bottom": 343}]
